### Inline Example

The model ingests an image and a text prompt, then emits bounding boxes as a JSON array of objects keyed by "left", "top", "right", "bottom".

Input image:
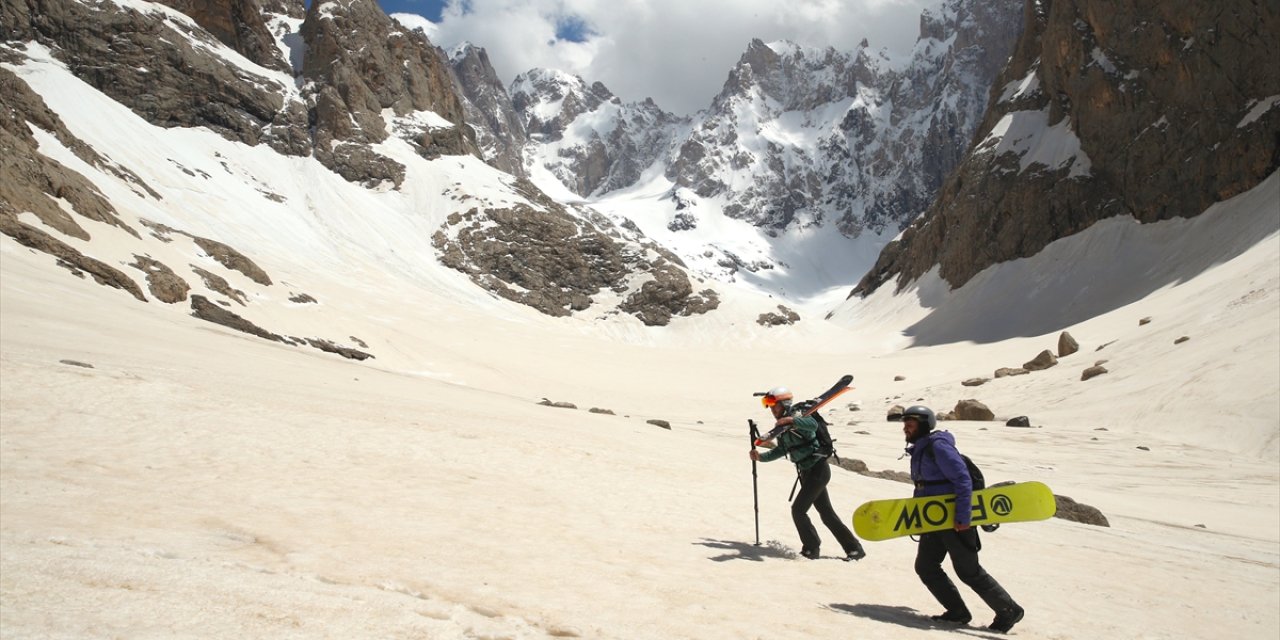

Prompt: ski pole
[{"left": 748, "top": 419, "right": 761, "bottom": 545}]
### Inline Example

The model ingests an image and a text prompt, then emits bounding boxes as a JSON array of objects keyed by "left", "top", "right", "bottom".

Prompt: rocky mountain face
[
  {"left": 2, "top": 0, "right": 313, "bottom": 156},
  {"left": 0, "top": 0, "right": 720, "bottom": 327},
  {"left": 667, "top": 0, "right": 1023, "bottom": 237},
  {"left": 854, "top": 0, "right": 1280, "bottom": 296},
  {"left": 0, "top": 0, "right": 479, "bottom": 189},
  {"left": 298, "top": 0, "right": 480, "bottom": 185},
  {"left": 508, "top": 68, "right": 689, "bottom": 197},
  {"left": 155, "top": 0, "right": 294, "bottom": 75},
  {"left": 447, "top": 43, "right": 528, "bottom": 178}
]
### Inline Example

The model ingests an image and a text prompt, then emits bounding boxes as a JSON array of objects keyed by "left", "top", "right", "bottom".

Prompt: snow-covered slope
[{"left": 2, "top": 1, "right": 1278, "bottom": 639}]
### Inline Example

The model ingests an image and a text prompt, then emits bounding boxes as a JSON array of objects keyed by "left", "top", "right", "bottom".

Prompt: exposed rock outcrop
[
  {"left": 191, "top": 266, "right": 248, "bottom": 305},
  {"left": 0, "top": 212, "right": 146, "bottom": 302},
  {"left": 433, "top": 195, "right": 718, "bottom": 325},
  {"left": 756, "top": 305, "right": 801, "bottom": 326},
  {"left": 192, "top": 237, "right": 272, "bottom": 286},
  {"left": 190, "top": 294, "right": 285, "bottom": 341},
  {"left": 130, "top": 255, "right": 191, "bottom": 303},
  {"left": 0, "top": 68, "right": 140, "bottom": 240}
]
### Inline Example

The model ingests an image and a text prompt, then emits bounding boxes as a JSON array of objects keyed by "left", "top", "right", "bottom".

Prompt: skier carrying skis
[
  {"left": 902, "top": 405, "right": 1025, "bottom": 633},
  {"left": 749, "top": 386, "right": 867, "bottom": 561}
]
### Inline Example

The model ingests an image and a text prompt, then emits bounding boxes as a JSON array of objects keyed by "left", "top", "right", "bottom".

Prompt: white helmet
[{"left": 762, "top": 386, "right": 794, "bottom": 408}]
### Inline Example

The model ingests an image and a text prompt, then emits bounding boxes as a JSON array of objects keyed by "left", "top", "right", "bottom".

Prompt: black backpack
[{"left": 793, "top": 400, "right": 838, "bottom": 461}]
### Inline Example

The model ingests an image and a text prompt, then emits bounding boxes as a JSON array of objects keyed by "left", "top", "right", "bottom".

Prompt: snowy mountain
[
  {"left": 0, "top": 0, "right": 722, "bottom": 331},
  {"left": 509, "top": 68, "right": 689, "bottom": 199},
  {"left": 438, "top": 0, "right": 1023, "bottom": 305}
]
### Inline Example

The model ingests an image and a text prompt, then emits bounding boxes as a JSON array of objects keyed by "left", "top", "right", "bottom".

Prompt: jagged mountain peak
[
  {"left": 449, "top": 40, "right": 480, "bottom": 61},
  {"left": 509, "top": 67, "right": 620, "bottom": 123},
  {"left": 711, "top": 36, "right": 882, "bottom": 115}
]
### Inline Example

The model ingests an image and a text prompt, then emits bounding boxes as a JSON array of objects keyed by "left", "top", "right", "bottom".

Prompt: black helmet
[{"left": 902, "top": 405, "right": 937, "bottom": 432}]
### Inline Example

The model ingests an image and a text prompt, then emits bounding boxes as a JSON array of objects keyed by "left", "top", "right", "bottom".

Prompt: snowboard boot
[
  {"left": 973, "top": 578, "right": 1023, "bottom": 634},
  {"left": 930, "top": 609, "right": 972, "bottom": 625},
  {"left": 799, "top": 547, "right": 821, "bottom": 560},
  {"left": 843, "top": 547, "right": 867, "bottom": 562},
  {"left": 988, "top": 605, "right": 1025, "bottom": 634}
]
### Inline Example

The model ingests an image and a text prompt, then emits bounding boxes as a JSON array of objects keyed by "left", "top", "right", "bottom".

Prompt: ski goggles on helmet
[{"left": 761, "top": 394, "right": 780, "bottom": 407}]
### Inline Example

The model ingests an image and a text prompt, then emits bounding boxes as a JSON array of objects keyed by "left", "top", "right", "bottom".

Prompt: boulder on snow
[
  {"left": 1175, "top": 336, "right": 1191, "bottom": 344},
  {"left": 1081, "top": 365, "right": 1108, "bottom": 381},
  {"left": 1005, "top": 416, "right": 1031, "bottom": 427},
  {"left": 1058, "top": 331, "right": 1079, "bottom": 357},
  {"left": 962, "top": 377, "right": 990, "bottom": 387},
  {"left": 1023, "top": 349, "right": 1059, "bottom": 371},
  {"left": 1139, "top": 316, "right": 1153, "bottom": 326},
  {"left": 1054, "top": 494, "right": 1110, "bottom": 527},
  {"left": 953, "top": 399, "right": 995, "bottom": 421},
  {"left": 995, "top": 367, "right": 1029, "bottom": 378},
  {"left": 886, "top": 405, "right": 905, "bottom": 421},
  {"left": 756, "top": 304, "right": 800, "bottom": 326},
  {"left": 539, "top": 399, "right": 577, "bottom": 409},
  {"left": 894, "top": 375, "right": 906, "bottom": 381},
  {"left": 646, "top": 419, "right": 672, "bottom": 430}
]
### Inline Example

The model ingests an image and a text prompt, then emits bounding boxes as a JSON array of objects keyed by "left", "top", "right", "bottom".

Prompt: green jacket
[{"left": 758, "top": 415, "right": 823, "bottom": 471}]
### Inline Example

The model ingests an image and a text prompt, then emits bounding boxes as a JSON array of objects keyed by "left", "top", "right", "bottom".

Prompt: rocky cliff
[
  {"left": 853, "top": 0, "right": 1280, "bottom": 297},
  {"left": 448, "top": 43, "right": 528, "bottom": 178},
  {"left": 1, "top": 0, "right": 479, "bottom": 189}
]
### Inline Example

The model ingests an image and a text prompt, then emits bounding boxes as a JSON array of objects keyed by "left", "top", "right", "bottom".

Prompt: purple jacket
[{"left": 909, "top": 431, "right": 974, "bottom": 527}]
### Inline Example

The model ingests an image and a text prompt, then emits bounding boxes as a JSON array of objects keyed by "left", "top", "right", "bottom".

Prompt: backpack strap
[{"left": 913, "top": 437, "right": 953, "bottom": 488}]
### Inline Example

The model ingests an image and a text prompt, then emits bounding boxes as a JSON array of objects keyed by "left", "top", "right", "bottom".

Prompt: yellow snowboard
[{"left": 853, "top": 481, "right": 1057, "bottom": 541}]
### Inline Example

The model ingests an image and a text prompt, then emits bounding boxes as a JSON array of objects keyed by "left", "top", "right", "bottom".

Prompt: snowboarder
[
  {"left": 901, "top": 405, "right": 1025, "bottom": 633},
  {"left": 749, "top": 386, "right": 867, "bottom": 561}
]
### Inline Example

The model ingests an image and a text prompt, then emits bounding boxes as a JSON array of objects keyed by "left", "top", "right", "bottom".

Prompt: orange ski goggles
[{"left": 761, "top": 395, "right": 780, "bottom": 407}]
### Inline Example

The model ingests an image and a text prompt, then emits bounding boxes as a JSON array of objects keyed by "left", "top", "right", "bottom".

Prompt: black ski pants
[
  {"left": 792, "top": 458, "right": 864, "bottom": 555},
  {"left": 915, "top": 529, "right": 1018, "bottom": 615}
]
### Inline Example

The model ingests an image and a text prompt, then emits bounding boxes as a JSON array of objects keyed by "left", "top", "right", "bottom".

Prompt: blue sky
[
  {"left": 379, "top": 0, "right": 939, "bottom": 116},
  {"left": 378, "top": 0, "right": 593, "bottom": 42}
]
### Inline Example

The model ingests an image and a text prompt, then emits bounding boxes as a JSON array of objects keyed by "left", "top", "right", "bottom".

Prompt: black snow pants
[
  {"left": 915, "top": 528, "right": 1019, "bottom": 615},
  {"left": 791, "top": 458, "right": 864, "bottom": 556}
]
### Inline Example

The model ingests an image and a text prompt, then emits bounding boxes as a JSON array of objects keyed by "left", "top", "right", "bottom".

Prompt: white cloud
[{"left": 393, "top": 0, "right": 940, "bottom": 115}]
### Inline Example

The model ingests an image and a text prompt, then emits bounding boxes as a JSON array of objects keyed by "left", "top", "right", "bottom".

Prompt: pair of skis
[{"left": 748, "top": 374, "right": 853, "bottom": 545}]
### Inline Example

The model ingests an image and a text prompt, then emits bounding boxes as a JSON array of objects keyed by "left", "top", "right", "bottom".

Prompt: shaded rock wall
[{"left": 854, "top": 0, "right": 1280, "bottom": 297}]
